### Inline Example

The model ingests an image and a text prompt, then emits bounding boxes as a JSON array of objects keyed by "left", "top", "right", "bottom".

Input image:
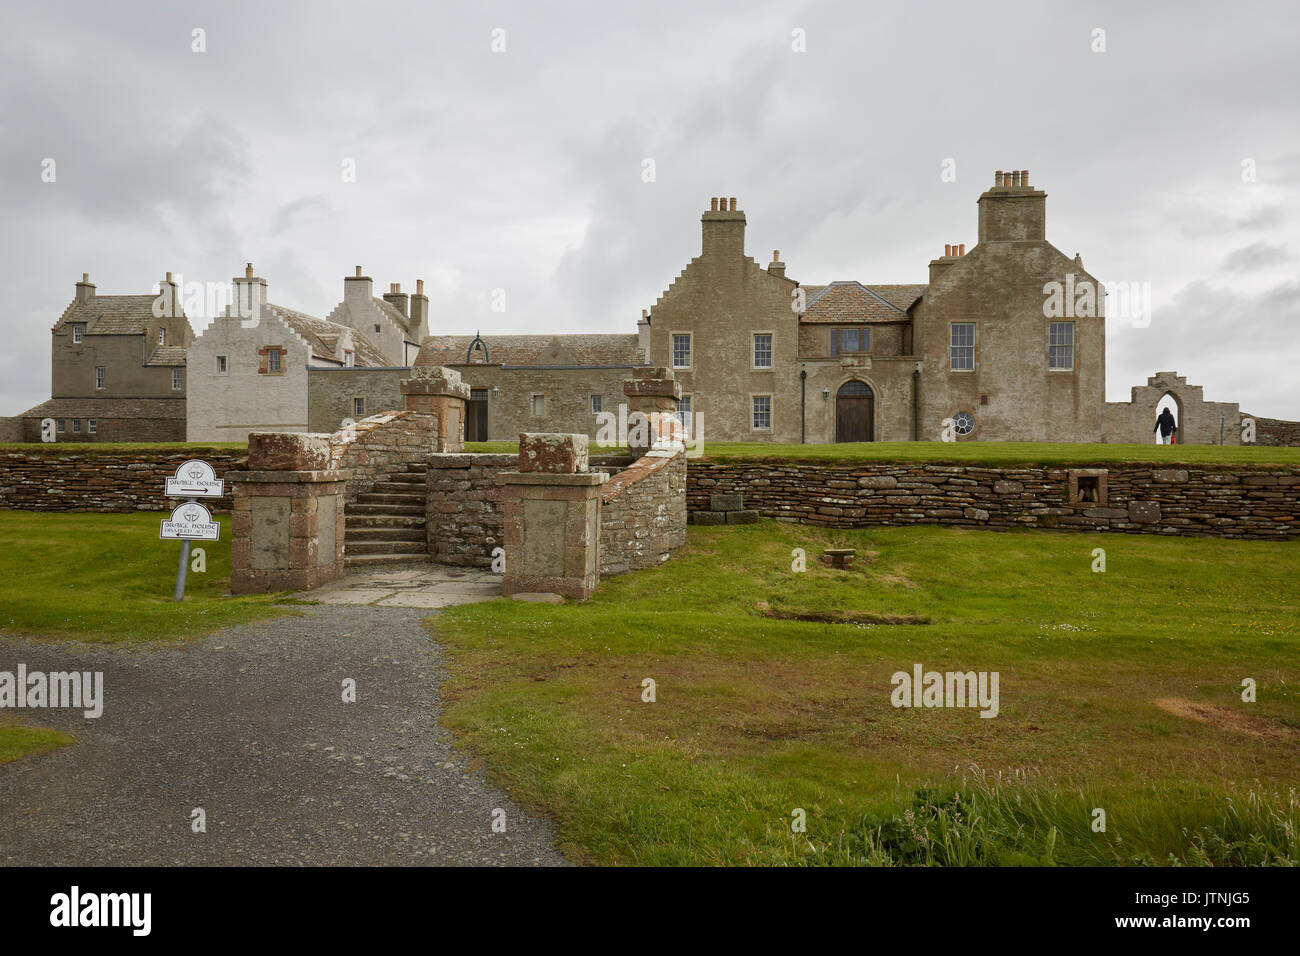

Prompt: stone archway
[
  {"left": 835, "top": 380, "right": 874, "bottom": 442},
  {"left": 1155, "top": 391, "right": 1182, "bottom": 443}
]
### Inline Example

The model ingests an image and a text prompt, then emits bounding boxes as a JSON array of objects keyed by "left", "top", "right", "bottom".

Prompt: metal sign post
[{"left": 162, "top": 460, "right": 224, "bottom": 602}]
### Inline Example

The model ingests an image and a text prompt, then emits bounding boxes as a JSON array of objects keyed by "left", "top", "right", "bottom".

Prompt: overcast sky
[{"left": 2, "top": 0, "right": 1297, "bottom": 418}]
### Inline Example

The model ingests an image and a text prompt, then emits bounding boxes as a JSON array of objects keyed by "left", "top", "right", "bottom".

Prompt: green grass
[
  {"left": 0, "top": 512, "right": 292, "bottom": 642},
  {"left": 0, "top": 442, "right": 246, "bottom": 454},
  {"left": 430, "top": 522, "right": 1300, "bottom": 865},
  {"left": 694, "top": 440, "right": 1300, "bottom": 466},
  {"left": 0, "top": 720, "right": 76, "bottom": 766}
]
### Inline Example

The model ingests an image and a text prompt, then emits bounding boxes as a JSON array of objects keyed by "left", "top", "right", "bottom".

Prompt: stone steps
[
  {"left": 345, "top": 513, "right": 426, "bottom": 529},
  {"left": 344, "top": 540, "right": 428, "bottom": 556},
  {"left": 344, "top": 553, "right": 432, "bottom": 568},
  {"left": 345, "top": 527, "right": 425, "bottom": 543},
  {"left": 368, "top": 481, "right": 425, "bottom": 495},
  {"left": 350, "top": 502, "right": 425, "bottom": 516},
  {"left": 355, "top": 492, "right": 424, "bottom": 507}
]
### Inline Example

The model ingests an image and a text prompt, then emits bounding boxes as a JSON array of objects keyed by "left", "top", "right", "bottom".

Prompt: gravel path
[{"left": 0, "top": 606, "right": 568, "bottom": 866}]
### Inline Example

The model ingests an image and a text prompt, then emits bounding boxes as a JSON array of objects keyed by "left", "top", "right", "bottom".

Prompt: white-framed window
[
  {"left": 753, "top": 332, "right": 773, "bottom": 368},
  {"left": 72, "top": 419, "right": 81, "bottom": 433},
  {"left": 268, "top": 349, "right": 282, "bottom": 373},
  {"left": 216, "top": 355, "right": 228, "bottom": 374},
  {"left": 1049, "top": 321, "right": 1075, "bottom": 370},
  {"left": 344, "top": 349, "right": 355, "bottom": 367},
  {"left": 88, "top": 420, "right": 97, "bottom": 434},
  {"left": 672, "top": 333, "right": 692, "bottom": 369},
  {"left": 677, "top": 394, "right": 692, "bottom": 435},
  {"left": 158, "top": 329, "right": 165, "bottom": 346},
  {"left": 172, "top": 368, "right": 183, "bottom": 390},
  {"left": 531, "top": 393, "right": 545, "bottom": 416},
  {"left": 952, "top": 411, "right": 975, "bottom": 436},
  {"left": 95, "top": 366, "right": 106, "bottom": 390},
  {"left": 353, "top": 397, "right": 365, "bottom": 418},
  {"left": 72, "top": 324, "right": 84, "bottom": 344},
  {"left": 590, "top": 394, "right": 602, "bottom": 414},
  {"left": 949, "top": 323, "right": 975, "bottom": 371},
  {"left": 57, "top": 419, "right": 65, "bottom": 433},
  {"left": 752, "top": 395, "right": 772, "bottom": 431}
]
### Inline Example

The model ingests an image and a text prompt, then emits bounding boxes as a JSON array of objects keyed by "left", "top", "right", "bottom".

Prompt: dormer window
[{"left": 344, "top": 349, "right": 355, "bottom": 367}]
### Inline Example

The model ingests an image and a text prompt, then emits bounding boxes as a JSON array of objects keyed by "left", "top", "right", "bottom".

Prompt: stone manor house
[{"left": 6, "top": 168, "right": 1291, "bottom": 446}]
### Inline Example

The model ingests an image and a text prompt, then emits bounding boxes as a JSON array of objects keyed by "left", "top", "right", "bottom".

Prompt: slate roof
[
  {"left": 146, "top": 346, "right": 188, "bottom": 367},
  {"left": 418, "top": 334, "right": 643, "bottom": 367},
  {"left": 16, "top": 398, "right": 186, "bottom": 420},
  {"left": 55, "top": 295, "right": 172, "bottom": 335},
  {"left": 266, "top": 303, "right": 390, "bottom": 367},
  {"left": 800, "top": 281, "right": 924, "bottom": 323}
]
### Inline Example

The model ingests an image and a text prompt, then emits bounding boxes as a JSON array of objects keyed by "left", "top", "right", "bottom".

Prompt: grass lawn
[
  {"left": 0, "top": 717, "right": 76, "bottom": 766},
  {"left": 0, "top": 512, "right": 292, "bottom": 642},
  {"left": 431, "top": 522, "right": 1300, "bottom": 866},
  {"left": 693, "top": 440, "right": 1300, "bottom": 466}
]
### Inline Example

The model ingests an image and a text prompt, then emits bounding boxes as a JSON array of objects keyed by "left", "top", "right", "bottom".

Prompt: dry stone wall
[
  {"left": 0, "top": 448, "right": 242, "bottom": 512},
  {"left": 599, "top": 452, "right": 688, "bottom": 575},
  {"left": 688, "top": 460, "right": 1299, "bottom": 539}
]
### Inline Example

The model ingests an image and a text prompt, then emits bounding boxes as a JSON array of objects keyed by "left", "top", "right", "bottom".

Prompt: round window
[{"left": 952, "top": 411, "right": 975, "bottom": 436}]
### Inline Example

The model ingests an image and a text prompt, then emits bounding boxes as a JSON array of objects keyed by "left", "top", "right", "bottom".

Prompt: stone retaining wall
[
  {"left": 600, "top": 451, "right": 688, "bottom": 575},
  {"left": 688, "top": 460, "right": 1299, "bottom": 539},
  {"left": 0, "top": 448, "right": 243, "bottom": 512},
  {"left": 1250, "top": 416, "right": 1300, "bottom": 448},
  {"left": 425, "top": 453, "right": 516, "bottom": 566}
]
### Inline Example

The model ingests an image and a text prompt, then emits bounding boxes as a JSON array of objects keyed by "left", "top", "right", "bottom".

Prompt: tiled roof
[
  {"left": 373, "top": 298, "right": 417, "bottom": 337},
  {"left": 56, "top": 295, "right": 172, "bottom": 335},
  {"left": 146, "top": 346, "right": 187, "bottom": 367},
  {"left": 266, "top": 303, "right": 390, "bottom": 367},
  {"left": 800, "top": 281, "right": 923, "bottom": 323},
  {"left": 418, "top": 334, "right": 643, "bottom": 367},
  {"left": 16, "top": 398, "right": 185, "bottom": 420}
]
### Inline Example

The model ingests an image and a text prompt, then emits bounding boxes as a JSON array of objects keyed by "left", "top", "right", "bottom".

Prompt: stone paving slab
[{"left": 301, "top": 563, "right": 503, "bottom": 608}]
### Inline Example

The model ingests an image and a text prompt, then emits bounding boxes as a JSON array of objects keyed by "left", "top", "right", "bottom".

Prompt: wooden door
[{"left": 835, "top": 381, "right": 874, "bottom": 442}]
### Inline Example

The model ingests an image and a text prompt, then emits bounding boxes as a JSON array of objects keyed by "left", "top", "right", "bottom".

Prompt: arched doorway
[
  {"left": 1155, "top": 392, "right": 1181, "bottom": 444},
  {"left": 836, "top": 380, "right": 874, "bottom": 442}
]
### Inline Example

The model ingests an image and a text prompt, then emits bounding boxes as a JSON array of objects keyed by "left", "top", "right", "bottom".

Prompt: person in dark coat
[{"left": 1154, "top": 407, "right": 1176, "bottom": 444}]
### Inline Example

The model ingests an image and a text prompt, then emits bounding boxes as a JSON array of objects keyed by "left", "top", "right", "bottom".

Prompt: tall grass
[{"left": 825, "top": 769, "right": 1299, "bottom": 866}]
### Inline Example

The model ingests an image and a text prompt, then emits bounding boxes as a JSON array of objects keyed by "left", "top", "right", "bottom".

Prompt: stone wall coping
[
  {"left": 602, "top": 451, "right": 680, "bottom": 503},
  {"left": 232, "top": 469, "right": 352, "bottom": 483},
  {"left": 499, "top": 471, "right": 609, "bottom": 487}
]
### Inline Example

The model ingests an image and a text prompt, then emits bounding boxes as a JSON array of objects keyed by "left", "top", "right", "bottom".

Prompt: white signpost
[{"left": 163, "top": 460, "right": 222, "bottom": 601}]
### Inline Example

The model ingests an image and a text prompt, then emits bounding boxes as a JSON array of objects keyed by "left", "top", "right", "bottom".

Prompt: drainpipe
[
  {"left": 912, "top": 364, "right": 921, "bottom": 441},
  {"left": 800, "top": 367, "right": 807, "bottom": 443}
]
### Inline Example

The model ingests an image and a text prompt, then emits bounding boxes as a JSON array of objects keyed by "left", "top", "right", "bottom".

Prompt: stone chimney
[
  {"left": 157, "top": 271, "right": 180, "bottom": 318},
  {"left": 636, "top": 308, "right": 651, "bottom": 364},
  {"left": 701, "top": 196, "right": 746, "bottom": 259},
  {"left": 928, "top": 243, "right": 965, "bottom": 283},
  {"left": 383, "top": 281, "right": 410, "bottom": 321},
  {"left": 768, "top": 249, "right": 786, "bottom": 278},
  {"left": 344, "top": 265, "right": 373, "bottom": 311},
  {"left": 75, "top": 272, "right": 95, "bottom": 303},
  {"left": 408, "top": 278, "right": 429, "bottom": 344},
  {"left": 231, "top": 262, "right": 268, "bottom": 315},
  {"left": 978, "top": 168, "right": 1046, "bottom": 242}
]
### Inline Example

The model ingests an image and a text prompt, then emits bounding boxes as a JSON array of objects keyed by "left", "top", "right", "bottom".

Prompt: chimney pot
[
  {"left": 958, "top": 243, "right": 965, "bottom": 256},
  {"left": 710, "top": 197, "right": 718, "bottom": 211},
  {"left": 245, "top": 263, "right": 253, "bottom": 278},
  {"left": 166, "top": 271, "right": 172, "bottom": 282},
  {"left": 1021, "top": 169, "right": 1029, "bottom": 186},
  {"left": 355, "top": 266, "right": 362, "bottom": 277},
  {"left": 416, "top": 279, "right": 424, "bottom": 295},
  {"left": 641, "top": 309, "right": 648, "bottom": 319},
  {"left": 994, "top": 170, "right": 1003, "bottom": 186},
  {"left": 773, "top": 249, "right": 780, "bottom": 262},
  {"left": 82, "top": 273, "right": 89, "bottom": 283},
  {"left": 729, "top": 197, "right": 737, "bottom": 211},
  {"left": 945, "top": 244, "right": 952, "bottom": 256}
]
